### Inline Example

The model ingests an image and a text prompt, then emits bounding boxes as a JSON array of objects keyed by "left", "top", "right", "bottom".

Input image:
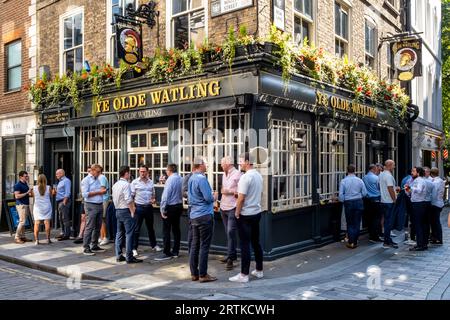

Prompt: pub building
[{"left": 35, "top": 51, "right": 417, "bottom": 260}]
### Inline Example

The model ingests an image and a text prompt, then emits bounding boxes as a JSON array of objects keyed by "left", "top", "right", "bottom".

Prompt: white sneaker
[
  {"left": 152, "top": 245, "right": 163, "bottom": 252},
  {"left": 99, "top": 238, "right": 109, "bottom": 246},
  {"left": 251, "top": 269, "right": 264, "bottom": 279},
  {"left": 229, "top": 273, "right": 249, "bottom": 283},
  {"left": 133, "top": 249, "right": 139, "bottom": 257}
]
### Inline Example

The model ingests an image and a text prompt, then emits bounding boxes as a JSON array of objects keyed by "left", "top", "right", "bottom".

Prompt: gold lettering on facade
[{"left": 317, "top": 91, "right": 377, "bottom": 119}]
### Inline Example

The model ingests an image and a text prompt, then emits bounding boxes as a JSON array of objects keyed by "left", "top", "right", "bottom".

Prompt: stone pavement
[{"left": 0, "top": 209, "right": 449, "bottom": 300}]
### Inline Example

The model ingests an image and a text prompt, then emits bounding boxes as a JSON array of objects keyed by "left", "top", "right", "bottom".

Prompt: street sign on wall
[
  {"left": 211, "top": 0, "right": 254, "bottom": 17},
  {"left": 273, "top": 0, "right": 285, "bottom": 31}
]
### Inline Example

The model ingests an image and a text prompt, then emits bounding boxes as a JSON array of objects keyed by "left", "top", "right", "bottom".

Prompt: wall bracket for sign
[{"left": 125, "top": 1, "right": 159, "bottom": 29}]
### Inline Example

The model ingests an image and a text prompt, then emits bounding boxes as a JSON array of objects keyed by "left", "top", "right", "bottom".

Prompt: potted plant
[
  {"left": 237, "top": 25, "right": 259, "bottom": 55},
  {"left": 222, "top": 26, "right": 237, "bottom": 70}
]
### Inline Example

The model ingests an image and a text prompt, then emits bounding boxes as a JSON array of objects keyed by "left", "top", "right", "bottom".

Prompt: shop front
[{"left": 36, "top": 57, "right": 413, "bottom": 259}]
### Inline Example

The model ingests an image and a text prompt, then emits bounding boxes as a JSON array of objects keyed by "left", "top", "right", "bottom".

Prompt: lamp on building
[{"left": 291, "top": 130, "right": 307, "bottom": 148}]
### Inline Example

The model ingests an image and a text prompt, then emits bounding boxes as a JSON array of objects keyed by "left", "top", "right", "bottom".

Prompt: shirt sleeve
[
  {"left": 130, "top": 180, "right": 136, "bottom": 198},
  {"left": 124, "top": 183, "right": 133, "bottom": 205},
  {"left": 100, "top": 176, "right": 108, "bottom": 189},
  {"left": 160, "top": 178, "right": 170, "bottom": 213},
  {"left": 81, "top": 177, "right": 90, "bottom": 199},
  {"left": 361, "top": 180, "right": 368, "bottom": 198},
  {"left": 386, "top": 176, "right": 395, "bottom": 187},
  {"left": 338, "top": 180, "right": 345, "bottom": 202},
  {"left": 431, "top": 182, "right": 438, "bottom": 202},
  {"left": 230, "top": 172, "right": 241, "bottom": 193},
  {"left": 64, "top": 179, "right": 71, "bottom": 198},
  {"left": 237, "top": 175, "right": 249, "bottom": 195},
  {"left": 199, "top": 178, "right": 214, "bottom": 204}
]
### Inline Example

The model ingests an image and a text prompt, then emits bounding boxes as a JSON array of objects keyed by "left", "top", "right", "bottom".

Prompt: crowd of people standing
[{"left": 11, "top": 152, "right": 264, "bottom": 283}]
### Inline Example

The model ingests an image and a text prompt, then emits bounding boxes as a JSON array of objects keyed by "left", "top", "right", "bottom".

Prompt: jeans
[
  {"left": 380, "top": 203, "right": 395, "bottom": 244},
  {"left": 411, "top": 202, "right": 429, "bottom": 248},
  {"left": 344, "top": 199, "right": 364, "bottom": 245},
  {"left": 189, "top": 214, "right": 214, "bottom": 277},
  {"left": 365, "top": 197, "right": 381, "bottom": 240},
  {"left": 220, "top": 209, "right": 238, "bottom": 260},
  {"left": 430, "top": 205, "right": 443, "bottom": 243},
  {"left": 237, "top": 213, "right": 263, "bottom": 275},
  {"left": 133, "top": 205, "right": 156, "bottom": 250},
  {"left": 163, "top": 204, "right": 183, "bottom": 256},
  {"left": 57, "top": 200, "right": 72, "bottom": 237},
  {"left": 83, "top": 203, "right": 103, "bottom": 249},
  {"left": 115, "top": 208, "right": 136, "bottom": 261}
]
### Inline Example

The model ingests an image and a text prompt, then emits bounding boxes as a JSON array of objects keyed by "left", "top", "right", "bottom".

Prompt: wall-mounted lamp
[{"left": 291, "top": 130, "right": 307, "bottom": 148}]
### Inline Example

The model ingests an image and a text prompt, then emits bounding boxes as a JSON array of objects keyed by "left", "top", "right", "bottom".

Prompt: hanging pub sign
[
  {"left": 391, "top": 38, "right": 422, "bottom": 81},
  {"left": 115, "top": 15, "right": 143, "bottom": 65}
]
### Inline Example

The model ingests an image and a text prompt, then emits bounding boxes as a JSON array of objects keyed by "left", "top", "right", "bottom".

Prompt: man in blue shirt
[
  {"left": 339, "top": 164, "right": 367, "bottom": 249},
  {"left": 155, "top": 164, "right": 183, "bottom": 261},
  {"left": 55, "top": 169, "right": 72, "bottom": 240},
  {"left": 187, "top": 157, "right": 217, "bottom": 283},
  {"left": 14, "top": 171, "right": 32, "bottom": 244},
  {"left": 80, "top": 164, "right": 107, "bottom": 256},
  {"left": 362, "top": 164, "right": 382, "bottom": 243}
]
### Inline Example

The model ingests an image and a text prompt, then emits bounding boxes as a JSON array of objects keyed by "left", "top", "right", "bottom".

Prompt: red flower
[
  {"left": 365, "top": 90, "right": 372, "bottom": 96},
  {"left": 384, "top": 95, "right": 391, "bottom": 100},
  {"left": 357, "top": 86, "right": 363, "bottom": 93},
  {"left": 387, "top": 85, "right": 393, "bottom": 91}
]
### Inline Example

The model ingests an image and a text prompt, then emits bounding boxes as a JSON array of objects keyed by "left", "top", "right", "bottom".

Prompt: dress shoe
[
  {"left": 199, "top": 274, "right": 217, "bottom": 283},
  {"left": 21, "top": 237, "right": 32, "bottom": 242},
  {"left": 191, "top": 275, "right": 199, "bottom": 281},
  {"left": 346, "top": 243, "right": 357, "bottom": 249},
  {"left": 219, "top": 257, "right": 228, "bottom": 264},
  {"left": 73, "top": 238, "right": 83, "bottom": 244},
  {"left": 14, "top": 238, "right": 25, "bottom": 244},
  {"left": 57, "top": 236, "right": 70, "bottom": 241},
  {"left": 409, "top": 246, "right": 426, "bottom": 251},
  {"left": 116, "top": 255, "right": 126, "bottom": 262},
  {"left": 126, "top": 257, "right": 143, "bottom": 264}
]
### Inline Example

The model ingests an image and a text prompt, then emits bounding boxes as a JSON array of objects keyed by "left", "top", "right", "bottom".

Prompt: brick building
[
  {"left": 0, "top": 0, "right": 37, "bottom": 221},
  {"left": 33, "top": 0, "right": 418, "bottom": 258}
]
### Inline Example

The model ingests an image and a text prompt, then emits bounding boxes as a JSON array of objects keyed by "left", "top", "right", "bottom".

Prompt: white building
[{"left": 409, "top": 0, "right": 443, "bottom": 171}]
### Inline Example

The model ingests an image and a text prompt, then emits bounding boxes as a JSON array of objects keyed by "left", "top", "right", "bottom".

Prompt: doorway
[{"left": 2, "top": 137, "right": 26, "bottom": 200}]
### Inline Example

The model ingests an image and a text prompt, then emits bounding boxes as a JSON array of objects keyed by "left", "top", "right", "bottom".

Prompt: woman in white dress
[{"left": 33, "top": 174, "right": 53, "bottom": 244}]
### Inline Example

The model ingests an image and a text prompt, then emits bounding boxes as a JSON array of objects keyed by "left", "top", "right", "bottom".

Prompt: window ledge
[
  {"left": 3, "top": 89, "right": 21, "bottom": 95},
  {"left": 384, "top": 1, "right": 400, "bottom": 17},
  {"left": 338, "top": 0, "right": 353, "bottom": 8}
]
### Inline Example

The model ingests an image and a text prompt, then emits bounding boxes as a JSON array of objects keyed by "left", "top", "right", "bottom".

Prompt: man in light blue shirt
[
  {"left": 155, "top": 164, "right": 183, "bottom": 261},
  {"left": 430, "top": 167, "right": 445, "bottom": 244},
  {"left": 80, "top": 164, "right": 107, "bottom": 256},
  {"left": 55, "top": 169, "right": 72, "bottom": 240},
  {"left": 362, "top": 164, "right": 382, "bottom": 243},
  {"left": 187, "top": 157, "right": 217, "bottom": 283},
  {"left": 339, "top": 164, "right": 367, "bottom": 249}
]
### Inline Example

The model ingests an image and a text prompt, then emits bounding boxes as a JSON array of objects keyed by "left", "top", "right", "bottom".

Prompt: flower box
[{"left": 263, "top": 42, "right": 281, "bottom": 56}]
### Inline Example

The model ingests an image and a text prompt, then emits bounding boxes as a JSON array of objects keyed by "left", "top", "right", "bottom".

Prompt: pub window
[
  {"left": 169, "top": 0, "right": 206, "bottom": 49},
  {"left": 107, "top": 0, "right": 137, "bottom": 67},
  {"left": 293, "top": 0, "right": 314, "bottom": 46},
  {"left": 3, "top": 137, "right": 26, "bottom": 199},
  {"left": 365, "top": 19, "right": 376, "bottom": 69},
  {"left": 178, "top": 109, "right": 249, "bottom": 193},
  {"left": 61, "top": 9, "right": 84, "bottom": 74},
  {"left": 319, "top": 127, "right": 348, "bottom": 200},
  {"left": 335, "top": 2, "right": 349, "bottom": 58},
  {"left": 271, "top": 120, "right": 312, "bottom": 211},
  {"left": 386, "top": 39, "right": 395, "bottom": 80},
  {"left": 354, "top": 132, "right": 366, "bottom": 178},
  {"left": 6, "top": 40, "right": 22, "bottom": 91},
  {"left": 80, "top": 124, "right": 121, "bottom": 189},
  {"left": 128, "top": 129, "right": 169, "bottom": 184}
]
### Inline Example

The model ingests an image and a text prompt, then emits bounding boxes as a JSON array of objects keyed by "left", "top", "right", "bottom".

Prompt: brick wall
[{"left": 0, "top": 0, "right": 33, "bottom": 115}]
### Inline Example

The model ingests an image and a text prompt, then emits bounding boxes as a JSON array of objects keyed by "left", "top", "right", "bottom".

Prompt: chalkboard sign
[{"left": 2, "top": 199, "right": 33, "bottom": 236}]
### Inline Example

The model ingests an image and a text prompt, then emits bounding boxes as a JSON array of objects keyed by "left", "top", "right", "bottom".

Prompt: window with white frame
[
  {"left": 6, "top": 40, "right": 21, "bottom": 91},
  {"left": 271, "top": 120, "right": 312, "bottom": 211},
  {"left": 107, "top": 0, "right": 137, "bottom": 67},
  {"left": 178, "top": 109, "right": 249, "bottom": 192},
  {"left": 170, "top": 0, "right": 206, "bottom": 49},
  {"left": 80, "top": 124, "right": 121, "bottom": 191},
  {"left": 128, "top": 129, "right": 169, "bottom": 183},
  {"left": 61, "top": 9, "right": 83, "bottom": 74},
  {"left": 354, "top": 132, "right": 366, "bottom": 178},
  {"left": 365, "top": 20, "right": 376, "bottom": 69},
  {"left": 386, "top": 37, "right": 395, "bottom": 80},
  {"left": 319, "top": 127, "right": 348, "bottom": 200},
  {"left": 335, "top": 2, "right": 349, "bottom": 58},
  {"left": 293, "top": 0, "right": 313, "bottom": 46}
]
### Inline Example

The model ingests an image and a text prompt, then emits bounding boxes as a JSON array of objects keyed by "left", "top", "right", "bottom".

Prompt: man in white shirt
[
  {"left": 378, "top": 160, "right": 398, "bottom": 249},
  {"left": 229, "top": 152, "right": 264, "bottom": 283},
  {"left": 130, "top": 165, "right": 162, "bottom": 257},
  {"left": 405, "top": 167, "right": 428, "bottom": 251},
  {"left": 112, "top": 166, "right": 142, "bottom": 264},
  {"left": 423, "top": 167, "right": 434, "bottom": 246},
  {"left": 429, "top": 167, "right": 445, "bottom": 245}
]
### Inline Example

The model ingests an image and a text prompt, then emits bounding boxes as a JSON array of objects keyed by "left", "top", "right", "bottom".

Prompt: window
[
  {"left": 319, "top": 127, "right": 347, "bottom": 200},
  {"left": 128, "top": 129, "right": 169, "bottom": 183},
  {"left": 108, "top": 0, "right": 137, "bottom": 67},
  {"left": 6, "top": 41, "right": 22, "bottom": 91},
  {"left": 335, "top": 2, "right": 349, "bottom": 58},
  {"left": 365, "top": 20, "right": 376, "bottom": 69},
  {"left": 61, "top": 10, "right": 83, "bottom": 74},
  {"left": 80, "top": 124, "right": 121, "bottom": 189},
  {"left": 386, "top": 39, "right": 395, "bottom": 80},
  {"left": 354, "top": 132, "right": 366, "bottom": 178},
  {"left": 178, "top": 109, "right": 249, "bottom": 192},
  {"left": 271, "top": 120, "right": 312, "bottom": 211},
  {"left": 170, "top": 0, "right": 206, "bottom": 49},
  {"left": 2, "top": 137, "right": 26, "bottom": 199},
  {"left": 293, "top": 0, "right": 313, "bottom": 46}
]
